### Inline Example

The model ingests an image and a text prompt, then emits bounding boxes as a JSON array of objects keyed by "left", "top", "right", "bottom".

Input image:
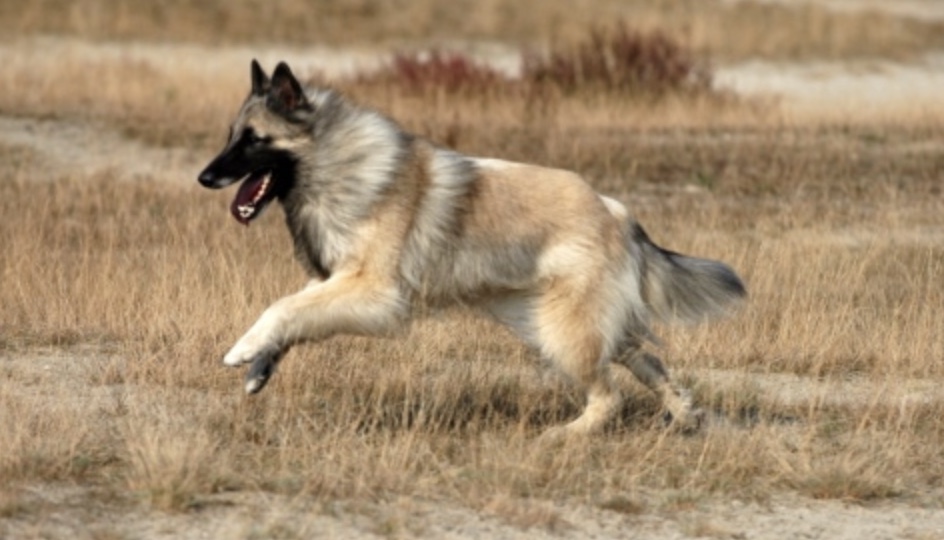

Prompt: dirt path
[
  {"left": 3, "top": 343, "right": 944, "bottom": 539},
  {"left": 715, "top": 54, "right": 944, "bottom": 123},
  {"left": 0, "top": 115, "right": 201, "bottom": 183},
  {"left": 5, "top": 481, "right": 944, "bottom": 539},
  {"left": 747, "top": 0, "right": 944, "bottom": 21}
]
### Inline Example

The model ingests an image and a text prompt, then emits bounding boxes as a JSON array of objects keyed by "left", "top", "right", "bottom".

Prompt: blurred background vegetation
[{"left": 3, "top": 0, "right": 944, "bottom": 61}]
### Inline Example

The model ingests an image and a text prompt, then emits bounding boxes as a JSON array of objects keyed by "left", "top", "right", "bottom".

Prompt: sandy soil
[
  {"left": 720, "top": 0, "right": 944, "bottom": 122},
  {"left": 715, "top": 53, "right": 944, "bottom": 123},
  {"left": 0, "top": 115, "right": 201, "bottom": 183},
  {"left": 738, "top": 0, "right": 944, "bottom": 21},
  {"left": 2, "top": 344, "right": 944, "bottom": 539},
  {"left": 5, "top": 480, "right": 944, "bottom": 540}
]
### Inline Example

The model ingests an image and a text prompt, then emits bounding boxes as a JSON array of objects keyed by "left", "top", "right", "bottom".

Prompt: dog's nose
[{"left": 198, "top": 170, "right": 217, "bottom": 187}]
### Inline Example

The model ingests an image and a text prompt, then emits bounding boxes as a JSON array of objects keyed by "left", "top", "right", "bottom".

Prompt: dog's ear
[
  {"left": 250, "top": 59, "right": 269, "bottom": 96},
  {"left": 269, "top": 61, "right": 310, "bottom": 114}
]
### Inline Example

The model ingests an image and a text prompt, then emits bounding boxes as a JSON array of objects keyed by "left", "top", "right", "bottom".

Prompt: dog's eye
[{"left": 244, "top": 129, "right": 269, "bottom": 146}]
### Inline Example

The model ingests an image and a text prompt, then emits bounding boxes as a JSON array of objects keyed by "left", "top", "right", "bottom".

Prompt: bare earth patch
[
  {"left": 747, "top": 0, "right": 944, "bottom": 22},
  {"left": 716, "top": 54, "right": 944, "bottom": 124},
  {"left": 3, "top": 323, "right": 944, "bottom": 538},
  {"left": 4, "top": 481, "right": 944, "bottom": 539},
  {"left": 0, "top": 116, "right": 200, "bottom": 182}
]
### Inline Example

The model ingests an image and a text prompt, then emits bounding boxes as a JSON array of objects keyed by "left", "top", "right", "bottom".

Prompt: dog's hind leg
[
  {"left": 611, "top": 340, "right": 700, "bottom": 430},
  {"left": 534, "top": 283, "right": 623, "bottom": 439}
]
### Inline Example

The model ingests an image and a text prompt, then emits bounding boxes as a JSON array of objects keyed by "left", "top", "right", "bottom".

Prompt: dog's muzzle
[{"left": 198, "top": 170, "right": 234, "bottom": 189}]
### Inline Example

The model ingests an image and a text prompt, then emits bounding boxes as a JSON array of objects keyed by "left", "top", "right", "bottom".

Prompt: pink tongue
[{"left": 230, "top": 173, "right": 267, "bottom": 225}]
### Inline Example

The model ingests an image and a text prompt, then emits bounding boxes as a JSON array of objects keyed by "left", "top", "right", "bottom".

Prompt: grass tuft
[
  {"left": 358, "top": 23, "right": 716, "bottom": 102},
  {"left": 365, "top": 50, "right": 510, "bottom": 96},
  {"left": 523, "top": 23, "right": 712, "bottom": 97}
]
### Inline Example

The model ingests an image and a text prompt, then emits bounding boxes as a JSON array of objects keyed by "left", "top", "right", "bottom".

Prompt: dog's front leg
[
  {"left": 222, "top": 274, "right": 406, "bottom": 394},
  {"left": 242, "top": 346, "right": 284, "bottom": 394}
]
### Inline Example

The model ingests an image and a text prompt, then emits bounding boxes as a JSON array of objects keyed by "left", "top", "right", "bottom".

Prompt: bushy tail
[{"left": 634, "top": 224, "right": 746, "bottom": 323}]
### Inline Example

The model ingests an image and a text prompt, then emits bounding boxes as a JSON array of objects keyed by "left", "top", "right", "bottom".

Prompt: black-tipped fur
[{"left": 634, "top": 224, "right": 746, "bottom": 323}]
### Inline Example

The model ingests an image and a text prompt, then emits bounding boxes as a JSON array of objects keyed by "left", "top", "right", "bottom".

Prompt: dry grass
[
  {"left": 0, "top": 45, "right": 239, "bottom": 149},
  {"left": 0, "top": 25, "right": 762, "bottom": 154},
  {"left": 2, "top": 1, "right": 944, "bottom": 534},
  {"left": 2, "top": 0, "right": 944, "bottom": 61},
  {"left": 365, "top": 24, "right": 714, "bottom": 98},
  {"left": 3, "top": 111, "right": 944, "bottom": 516}
]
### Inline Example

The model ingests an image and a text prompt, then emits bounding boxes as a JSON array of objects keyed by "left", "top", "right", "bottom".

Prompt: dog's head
[{"left": 197, "top": 60, "right": 312, "bottom": 225}]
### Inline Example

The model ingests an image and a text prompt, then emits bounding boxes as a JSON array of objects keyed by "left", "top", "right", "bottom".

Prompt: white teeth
[
  {"left": 252, "top": 174, "right": 271, "bottom": 204},
  {"left": 237, "top": 205, "right": 254, "bottom": 218}
]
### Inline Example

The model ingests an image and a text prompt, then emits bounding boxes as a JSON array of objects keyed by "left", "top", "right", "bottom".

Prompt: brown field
[
  {"left": 2, "top": 1, "right": 944, "bottom": 538},
  {"left": 5, "top": 0, "right": 944, "bottom": 61}
]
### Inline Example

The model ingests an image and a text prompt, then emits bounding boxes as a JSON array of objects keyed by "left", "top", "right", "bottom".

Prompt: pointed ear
[
  {"left": 269, "top": 61, "right": 309, "bottom": 114},
  {"left": 250, "top": 59, "right": 269, "bottom": 96}
]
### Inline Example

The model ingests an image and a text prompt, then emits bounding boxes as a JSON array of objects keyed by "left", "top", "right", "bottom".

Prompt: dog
[{"left": 197, "top": 60, "right": 745, "bottom": 437}]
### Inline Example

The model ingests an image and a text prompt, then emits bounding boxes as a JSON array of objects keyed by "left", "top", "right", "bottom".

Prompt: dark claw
[
  {"left": 663, "top": 408, "right": 707, "bottom": 436},
  {"left": 244, "top": 347, "right": 284, "bottom": 394}
]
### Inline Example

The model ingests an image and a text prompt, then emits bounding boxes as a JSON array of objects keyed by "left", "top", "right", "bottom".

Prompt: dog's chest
[{"left": 283, "top": 202, "right": 350, "bottom": 279}]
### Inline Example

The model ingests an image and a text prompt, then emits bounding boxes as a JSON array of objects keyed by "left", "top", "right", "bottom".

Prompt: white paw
[
  {"left": 245, "top": 377, "right": 266, "bottom": 394},
  {"left": 223, "top": 334, "right": 272, "bottom": 367}
]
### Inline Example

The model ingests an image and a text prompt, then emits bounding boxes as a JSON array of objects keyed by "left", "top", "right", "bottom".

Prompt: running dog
[{"left": 197, "top": 60, "right": 746, "bottom": 436}]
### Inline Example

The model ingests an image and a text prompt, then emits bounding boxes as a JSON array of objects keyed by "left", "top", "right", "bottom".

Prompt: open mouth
[{"left": 230, "top": 170, "right": 275, "bottom": 225}]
